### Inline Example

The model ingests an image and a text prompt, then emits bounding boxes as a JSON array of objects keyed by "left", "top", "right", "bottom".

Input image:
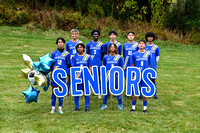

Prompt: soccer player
[
  {"left": 50, "top": 37, "right": 70, "bottom": 114},
  {"left": 100, "top": 43, "right": 123, "bottom": 110},
  {"left": 104, "top": 30, "right": 122, "bottom": 55},
  {"left": 71, "top": 43, "right": 93, "bottom": 113},
  {"left": 145, "top": 32, "right": 160, "bottom": 99},
  {"left": 65, "top": 29, "right": 83, "bottom": 97},
  {"left": 130, "top": 39, "right": 152, "bottom": 114},
  {"left": 123, "top": 31, "right": 138, "bottom": 99},
  {"left": 86, "top": 29, "right": 105, "bottom": 99}
]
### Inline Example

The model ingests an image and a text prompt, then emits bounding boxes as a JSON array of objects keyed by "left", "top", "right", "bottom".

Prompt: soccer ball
[{"left": 28, "top": 70, "right": 37, "bottom": 85}]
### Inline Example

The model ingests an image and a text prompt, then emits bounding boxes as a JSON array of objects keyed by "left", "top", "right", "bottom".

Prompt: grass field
[{"left": 0, "top": 26, "right": 199, "bottom": 132}]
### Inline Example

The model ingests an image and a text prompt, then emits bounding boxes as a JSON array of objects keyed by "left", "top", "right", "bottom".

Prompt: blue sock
[
  {"left": 85, "top": 96, "right": 90, "bottom": 109},
  {"left": 74, "top": 96, "right": 79, "bottom": 109},
  {"left": 132, "top": 100, "right": 136, "bottom": 105},
  {"left": 58, "top": 97, "right": 63, "bottom": 107},
  {"left": 51, "top": 93, "right": 56, "bottom": 107},
  {"left": 103, "top": 93, "right": 109, "bottom": 105},
  {"left": 67, "top": 82, "right": 70, "bottom": 95},
  {"left": 143, "top": 101, "right": 148, "bottom": 106},
  {"left": 117, "top": 95, "right": 122, "bottom": 105}
]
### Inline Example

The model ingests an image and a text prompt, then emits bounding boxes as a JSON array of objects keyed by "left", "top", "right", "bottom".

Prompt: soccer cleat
[
  {"left": 73, "top": 108, "right": 80, "bottom": 112},
  {"left": 143, "top": 110, "right": 149, "bottom": 114},
  {"left": 100, "top": 104, "right": 107, "bottom": 109},
  {"left": 85, "top": 109, "right": 90, "bottom": 113},
  {"left": 50, "top": 109, "right": 55, "bottom": 114},
  {"left": 130, "top": 109, "right": 135, "bottom": 113},
  {"left": 98, "top": 94, "right": 102, "bottom": 99},
  {"left": 153, "top": 96, "right": 158, "bottom": 100},
  {"left": 118, "top": 104, "right": 123, "bottom": 110},
  {"left": 58, "top": 109, "right": 64, "bottom": 114}
]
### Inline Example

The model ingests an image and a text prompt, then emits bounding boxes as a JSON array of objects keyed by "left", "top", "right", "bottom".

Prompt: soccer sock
[
  {"left": 103, "top": 94, "right": 109, "bottom": 105},
  {"left": 132, "top": 100, "right": 136, "bottom": 110},
  {"left": 51, "top": 93, "right": 56, "bottom": 107},
  {"left": 67, "top": 82, "right": 70, "bottom": 95},
  {"left": 117, "top": 95, "right": 122, "bottom": 105},
  {"left": 143, "top": 101, "right": 148, "bottom": 110},
  {"left": 74, "top": 96, "right": 79, "bottom": 109},
  {"left": 85, "top": 96, "right": 90, "bottom": 109},
  {"left": 58, "top": 97, "right": 63, "bottom": 107}
]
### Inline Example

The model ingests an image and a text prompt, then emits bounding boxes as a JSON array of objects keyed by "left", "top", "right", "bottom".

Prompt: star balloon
[{"left": 22, "top": 85, "right": 40, "bottom": 103}]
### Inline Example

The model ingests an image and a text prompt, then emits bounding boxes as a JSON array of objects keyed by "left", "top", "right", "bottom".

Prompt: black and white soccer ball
[{"left": 28, "top": 70, "right": 37, "bottom": 85}]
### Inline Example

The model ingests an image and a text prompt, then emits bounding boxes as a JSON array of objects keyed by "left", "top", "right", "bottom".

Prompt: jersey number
[
  {"left": 73, "top": 50, "right": 76, "bottom": 54},
  {"left": 57, "top": 60, "right": 62, "bottom": 65},
  {"left": 128, "top": 51, "right": 132, "bottom": 55}
]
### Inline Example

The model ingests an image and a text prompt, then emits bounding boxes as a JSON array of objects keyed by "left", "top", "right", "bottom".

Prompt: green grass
[{"left": 0, "top": 26, "right": 199, "bottom": 132}]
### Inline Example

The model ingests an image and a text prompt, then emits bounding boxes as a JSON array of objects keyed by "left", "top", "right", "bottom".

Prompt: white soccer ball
[{"left": 28, "top": 70, "right": 37, "bottom": 85}]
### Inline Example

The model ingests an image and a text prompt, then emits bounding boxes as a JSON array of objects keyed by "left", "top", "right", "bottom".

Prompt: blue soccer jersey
[
  {"left": 123, "top": 41, "right": 139, "bottom": 70},
  {"left": 132, "top": 50, "right": 152, "bottom": 73},
  {"left": 71, "top": 53, "right": 93, "bottom": 79},
  {"left": 86, "top": 40, "right": 104, "bottom": 67},
  {"left": 66, "top": 40, "right": 83, "bottom": 59},
  {"left": 145, "top": 44, "right": 160, "bottom": 71},
  {"left": 51, "top": 50, "right": 70, "bottom": 86},
  {"left": 51, "top": 50, "right": 70, "bottom": 72},
  {"left": 104, "top": 41, "right": 122, "bottom": 54}
]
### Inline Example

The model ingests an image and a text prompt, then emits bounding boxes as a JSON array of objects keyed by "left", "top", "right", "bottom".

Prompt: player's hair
[
  {"left": 145, "top": 32, "right": 156, "bottom": 41},
  {"left": 56, "top": 37, "right": 65, "bottom": 44},
  {"left": 108, "top": 43, "right": 118, "bottom": 54},
  {"left": 109, "top": 30, "right": 117, "bottom": 36},
  {"left": 75, "top": 43, "right": 85, "bottom": 52},
  {"left": 138, "top": 39, "right": 146, "bottom": 44},
  {"left": 128, "top": 31, "right": 135, "bottom": 35},
  {"left": 70, "top": 29, "right": 79, "bottom": 34},
  {"left": 91, "top": 29, "right": 100, "bottom": 36}
]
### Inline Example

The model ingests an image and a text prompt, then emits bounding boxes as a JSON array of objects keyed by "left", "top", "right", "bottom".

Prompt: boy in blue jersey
[
  {"left": 123, "top": 31, "right": 139, "bottom": 99},
  {"left": 65, "top": 29, "right": 83, "bottom": 97},
  {"left": 104, "top": 30, "right": 122, "bottom": 55},
  {"left": 145, "top": 32, "right": 160, "bottom": 99},
  {"left": 71, "top": 43, "right": 93, "bottom": 113},
  {"left": 86, "top": 29, "right": 105, "bottom": 99},
  {"left": 50, "top": 37, "right": 70, "bottom": 114},
  {"left": 100, "top": 43, "right": 124, "bottom": 110},
  {"left": 131, "top": 40, "right": 152, "bottom": 114}
]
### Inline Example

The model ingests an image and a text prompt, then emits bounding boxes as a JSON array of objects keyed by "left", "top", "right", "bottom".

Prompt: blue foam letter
[
  {"left": 109, "top": 67, "right": 124, "bottom": 95},
  {"left": 83, "top": 66, "right": 100, "bottom": 96},
  {"left": 141, "top": 68, "right": 157, "bottom": 97},
  {"left": 70, "top": 67, "right": 83, "bottom": 96},
  {"left": 100, "top": 66, "right": 107, "bottom": 95},
  {"left": 126, "top": 67, "right": 141, "bottom": 96},
  {"left": 52, "top": 68, "right": 67, "bottom": 97}
]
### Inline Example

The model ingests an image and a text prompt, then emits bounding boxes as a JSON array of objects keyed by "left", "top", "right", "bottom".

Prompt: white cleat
[
  {"left": 50, "top": 109, "right": 55, "bottom": 114},
  {"left": 58, "top": 109, "right": 64, "bottom": 114}
]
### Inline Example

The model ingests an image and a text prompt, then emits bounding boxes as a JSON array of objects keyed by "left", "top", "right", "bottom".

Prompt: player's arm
[
  {"left": 86, "top": 42, "right": 90, "bottom": 54},
  {"left": 118, "top": 44, "right": 122, "bottom": 55},
  {"left": 156, "top": 47, "right": 160, "bottom": 62}
]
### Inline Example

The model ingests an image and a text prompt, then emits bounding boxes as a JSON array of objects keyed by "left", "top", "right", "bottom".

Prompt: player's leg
[
  {"left": 153, "top": 80, "right": 158, "bottom": 99},
  {"left": 117, "top": 94, "right": 123, "bottom": 109},
  {"left": 58, "top": 86, "right": 64, "bottom": 114},
  {"left": 85, "top": 95, "right": 90, "bottom": 112},
  {"left": 73, "top": 83, "right": 82, "bottom": 112},
  {"left": 51, "top": 86, "right": 56, "bottom": 113},
  {"left": 65, "top": 69, "right": 70, "bottom": 98},
  {"left": 130, "top": 95, "right": 137, "bottom": 112},
  {"left": 143, "top": 96, "right": 148, "bottom": 113}
]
